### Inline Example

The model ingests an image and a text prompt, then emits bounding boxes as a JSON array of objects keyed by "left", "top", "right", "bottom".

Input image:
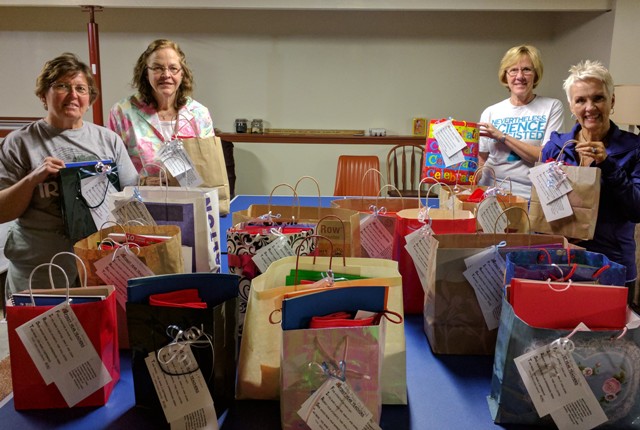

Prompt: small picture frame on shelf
[{"left": 412, "top": 117, "right": 427, "bottom": 137}]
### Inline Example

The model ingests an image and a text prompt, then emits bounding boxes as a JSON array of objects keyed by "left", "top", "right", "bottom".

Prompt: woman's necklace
[{"left": 158, "top": 110, "right": 177, "bottom": 121}]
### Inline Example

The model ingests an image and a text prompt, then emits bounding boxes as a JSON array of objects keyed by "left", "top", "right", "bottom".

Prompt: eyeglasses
[
  {"left": 147, "top": 65, "right": 182, "bottom": 75},
  {"left": 51, "top": 82, "right": 90, "bottom": 96},
  {"left": 506, "top": 67, "right": 534, "bottom": 77}
]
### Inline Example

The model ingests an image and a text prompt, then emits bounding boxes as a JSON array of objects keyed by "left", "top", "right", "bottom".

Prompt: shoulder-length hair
[{"left": 131, "top": 39, "right": 194, "bottom": 109}]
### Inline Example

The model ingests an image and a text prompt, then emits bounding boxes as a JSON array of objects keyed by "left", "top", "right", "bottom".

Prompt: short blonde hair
[
  {"left": 498, "top": 45, "right": 544, "bottom": 89},
  {"left": 562, "top": 60, "right": 614, "bottom": 103}
]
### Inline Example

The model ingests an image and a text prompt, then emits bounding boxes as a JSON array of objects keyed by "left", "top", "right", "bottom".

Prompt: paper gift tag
[
  {"left": 145, "top": 346, "right": 218, "bottom": 429},
  {"left": 404, "top": 225, "right": 438, "bottom": 291},
  {"left": 81, "top": 174, "right": 119, "bottom": 231},
  {"left": 360, "top": 214, "right": 394, "bottom": 260},
  {"left": 462, "top": 247, "right": 506, "bottom": 330},
  {"left": 530, "top": 163, "right": 573, "bottom": 205},
  {"left": 514, "top": 335, "right": 607, "bottom": 430},
  {"left": 297, "top": 378, "right": 381, "bottom": 430},
  {"left": 157, "top": 139, "right": 204, "bottom": 188},
  {"left": 112, "top": 198, "right": 157, "bottom": 226},
  {"left": 477, "top": 196, "right": 508, "bottom": 233},
  {"left": 433, "top": 120, "right": 467, "bottom": 167},
  {"left": 15, "top": 302, "right": 112, "bottom": 406},
  {"left": 252, "top": 235, "right": 295, "bottom": 273},
  {"left": 94, "top": 249, "right": 155, "bottom": 310}
]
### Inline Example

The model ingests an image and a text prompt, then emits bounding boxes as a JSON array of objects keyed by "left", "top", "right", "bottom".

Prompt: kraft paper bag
[
  {"left": 424, "top": 233, "right": 568, "bottom": 355},
  {"left": 232, "top": 204, "right": 362, "bottom": 258},
  {"left": 393, "top": 206, "right": 476, "bottom": 314},
  {"left": 236, "top": 256, "right": 407, "bottom": 405},
  {"left": 529, "top": 163, "right": 601, "bottom": 240},
  {"left": 73, "top": 224, "right": 184, "bottom": 286},
  {"left": 180, "top": 136, "right": 231, "bottom": 215}
]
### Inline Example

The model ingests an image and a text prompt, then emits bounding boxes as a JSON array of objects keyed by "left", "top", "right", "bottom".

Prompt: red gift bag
[
  {"left": 393, "top": 194, "right": 476, "bottom": 314},
  {"left": 7, "top": 267, "right": 119, "bottom": 409}
]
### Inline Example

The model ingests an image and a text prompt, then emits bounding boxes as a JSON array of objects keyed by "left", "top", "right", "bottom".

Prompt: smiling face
[
  {"left": 569, "top": 78, "right": 614, "bottom": 139},
  {"left": 42, "top": 72, "right": 91, "bottom": 129},
  {"left": 146, "top": 47, "right": 183, "bottom": 107},
  {"left": 506, "top": 55, "right": 536, "bottom": 102}
]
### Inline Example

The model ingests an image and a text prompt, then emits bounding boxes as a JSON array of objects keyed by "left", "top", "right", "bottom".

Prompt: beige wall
[{"left": 0, "top": 4, "right": 634, "bottom": 195}]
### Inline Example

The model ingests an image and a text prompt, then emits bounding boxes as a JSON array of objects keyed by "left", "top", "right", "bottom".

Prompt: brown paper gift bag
[
  {"left": 73, "top": 225, "right": 184, "bottom": 348},
  {"left": 424, "top": 233, "right": 568, "bottom": 355},
  {"left": 232, "top": 204, "right": 361, "bottom": 257},
  {"left": 73, "top": 225, "right": 184, "bottom": 286},
  {"left": 180, "top": 135, "right": 231, "bottom": 215},
  {"left": 529, "top": 163, "right": 601, "bottom": 240}
]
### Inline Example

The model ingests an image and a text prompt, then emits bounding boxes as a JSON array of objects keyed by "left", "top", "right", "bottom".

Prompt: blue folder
[{"left": 281, "top": 285, "right": 387, "bottom": 331}]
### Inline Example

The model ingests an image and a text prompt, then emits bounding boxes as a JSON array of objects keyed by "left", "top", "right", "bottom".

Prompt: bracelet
[{"left": 498, "top": 134, "right": 507, "bottom": 145}]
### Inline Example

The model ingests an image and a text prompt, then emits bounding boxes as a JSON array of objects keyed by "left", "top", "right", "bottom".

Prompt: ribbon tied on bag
[{"left": 156, "top": 324, "right": 214, "bottom": 380}]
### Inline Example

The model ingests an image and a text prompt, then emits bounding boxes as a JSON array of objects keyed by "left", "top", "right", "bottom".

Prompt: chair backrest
[
  {"left": 386, "top": 143, "right": 426, "bottom": 197},
  {"left": 333, "top": 155, "right": 381, "bottom": 196}
]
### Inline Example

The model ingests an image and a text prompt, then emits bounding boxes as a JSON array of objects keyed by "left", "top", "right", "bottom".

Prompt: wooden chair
[
  {"left": 386, "top": 143, "right": 425, "bottom": 197},
  {"left": 333, "top": 155, "right": 381, "bottom": 196}
]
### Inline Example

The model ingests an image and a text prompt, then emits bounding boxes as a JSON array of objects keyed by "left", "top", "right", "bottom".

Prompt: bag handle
[
  {"left": 138, "top": 162, "right": 170, "bottom": 187},
  {"left": 294, "top": 234, "right": 340, "bottom": 286},
  {"left": 453, "top": 159, "right": 479, "bottom": 192},
  {"left": 49, "top": 251, "right": 88, "bottom": 288},
  {"left": 375, "top": 184, "right": 405, "bottom": 210},
  {"left": 426, "top": 181, "right": 456, "bottom": 220},
  {"left": 361, "top": 168, "right": 384, "bottom": 199},
  {"left": 491, "top": 206, "right": 531, "bottom": 237},
  {"left": 268, "top": 183, "right": 301, "bottom": 220},
  {"left": 293, "top": 176, "right": 321, "bottom": 212},
  {"left": 27, "top": 263, "right": 70, "bottom": 305}
]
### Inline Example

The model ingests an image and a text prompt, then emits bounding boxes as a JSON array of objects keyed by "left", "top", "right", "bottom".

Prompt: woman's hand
[
  {"left": 28, "top": 156, "right": 65, "bottom": 184},
  {"left": 575, "top": 140, "right": 607, "bottom": 165},
  {"left": 478, "top": 122, "right": 503, "bottom": 141}
]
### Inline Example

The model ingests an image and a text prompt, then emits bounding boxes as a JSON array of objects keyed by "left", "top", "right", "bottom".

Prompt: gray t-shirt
[{"left": 0, "top": 119, "right": 138, "bottom": 293}]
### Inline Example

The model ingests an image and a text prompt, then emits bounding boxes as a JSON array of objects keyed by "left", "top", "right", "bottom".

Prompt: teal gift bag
[{"left": 488, "top": 298, "right": 640, "bottom": 428}]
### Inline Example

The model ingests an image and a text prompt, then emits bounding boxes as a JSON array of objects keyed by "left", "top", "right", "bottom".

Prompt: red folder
[{"left": 509, "top": 278, "right": 628, "bottom": 330}]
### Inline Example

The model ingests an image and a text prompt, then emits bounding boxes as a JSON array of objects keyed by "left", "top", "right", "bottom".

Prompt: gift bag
[
  {"left": 73, "top": 224, "right": 184, "bottom": 286},
  {"left": 59, "top": 160, "right": 121, "bottom": 242},
  {"left": 504, "top": 248, "right": 627, "bottom": 288},
  {"left": 6, "top": 263, "right": 119, "bottom": 409},
  {"left": 393, "top": 198, "right": 476, "bottom": 314},
  {"left": 423, "top": 233, "right": 568, "bottom": 355},
  {"left": 180, "top": 135, "right": 231, "bottom": 215},
  {"left": 236, "top": 255, "right": 407, "bottom": 405},
  {"left": 126, "top": 273, "right": 239, "bottom": 419},
  {"left": 227, "top": 224, "right": 315, "bottom": 336},
  {"left": 331, "top": 187, "right": 421, "bottom": 259},
  {"left": 422, "top": 119, "right": 479, "bottom": 185},
  {"left": 488, "top": 298, "right": 640, "bottom": 428},
  {"left": 112, "top": 185, "right": 221, "bottom": 273},
  {"left": 232, "top": 199, "right": 361, "bottom": 258},
  {"left": 281, "top": 323, "right": 385, "bottom": 430},
  {"left": 529, "top": 152, "right": 601, "bottom": 240}
]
